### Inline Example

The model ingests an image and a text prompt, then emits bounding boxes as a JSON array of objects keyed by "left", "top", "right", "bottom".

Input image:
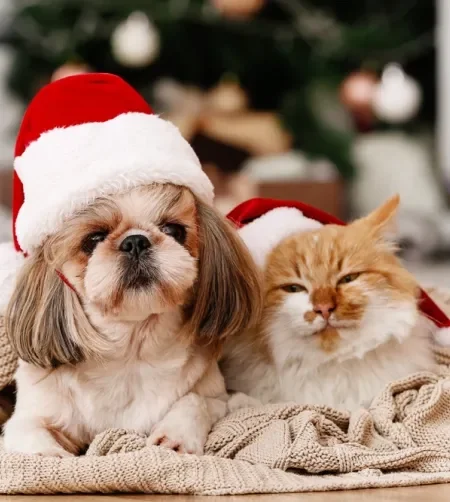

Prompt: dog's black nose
[{"left": 119, "top": 234, "right": 151, "bottom": 257}]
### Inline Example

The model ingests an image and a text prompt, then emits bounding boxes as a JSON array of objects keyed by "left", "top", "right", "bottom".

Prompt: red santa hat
[
  {"left": 227, "top": 198, "right": 450, "bottom": 342},
  {"left": 0, "top": 73, "right": 214, "bottom": 314}
]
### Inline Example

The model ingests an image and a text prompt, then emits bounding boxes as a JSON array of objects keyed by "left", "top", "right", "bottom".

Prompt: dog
[{"left": 3, "top": 184, "right": 261, "bottom": 456}]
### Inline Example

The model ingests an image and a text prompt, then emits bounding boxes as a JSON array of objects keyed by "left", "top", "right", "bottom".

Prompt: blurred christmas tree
[{"left": 0, "top": 0, "right": 435, "bottom": 179}]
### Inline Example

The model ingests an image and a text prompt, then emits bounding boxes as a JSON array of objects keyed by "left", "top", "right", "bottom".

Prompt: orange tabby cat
[{"left": 222, "top": 196, "right": 436, "bottom": 411}]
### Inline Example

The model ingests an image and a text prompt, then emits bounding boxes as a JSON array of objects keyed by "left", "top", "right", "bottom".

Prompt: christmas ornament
[
  {"left": 339, "top": 70, "right": 378, "bottom": 114},
  {"left": 372, "top": 63, "right": 422, "bottom": 124},
  {"left": 212, "top": 0, "right": 264, "bottom": 19},
  {"left": 111, "top": 12, "right": 160, "bottom": 68},
  {"left": 339, "top": 70, "right": 378, "bottom": 130},
  {"left": 206, "top": 80, "right": 248, "bottom": 113},
  {"left": 51, "top": 62, "right": 90, "bottom": 82}
]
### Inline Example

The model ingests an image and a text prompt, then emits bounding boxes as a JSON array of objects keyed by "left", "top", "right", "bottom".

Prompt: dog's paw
[
  {"left": 4, "top": 429, "right": 74, "bottom": 457},
  {"left": 147, "top": 421, "right": 207, "bottom": 455}
]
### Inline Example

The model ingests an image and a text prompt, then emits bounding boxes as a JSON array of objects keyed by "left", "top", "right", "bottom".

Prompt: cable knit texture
[{"left": 1, "top": 288, "right": 450, "bottom": 495}]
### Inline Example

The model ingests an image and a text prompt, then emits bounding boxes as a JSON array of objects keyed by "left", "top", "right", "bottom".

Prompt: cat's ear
[{"left": 355, "top": 195, "right": 400, "bottom": 239}]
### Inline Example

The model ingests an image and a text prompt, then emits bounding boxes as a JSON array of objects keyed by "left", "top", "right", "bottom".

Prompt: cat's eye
[
  {"left": 81, "top": 231, "right": 108, "bottom": 255},
  {"left": 338, "top": 273, "right": 360, "bottom": 285},
  {"left": 160, "top": 223, "right": 187, "bottom": 244},
  {"left": 282, "top": 284, "right": 306, "bottom": 293}
]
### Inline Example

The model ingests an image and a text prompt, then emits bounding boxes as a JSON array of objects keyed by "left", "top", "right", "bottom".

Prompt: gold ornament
[
  {"left": 339, "top": 70, "right": 378, "bottom": 114},
  {"left": 339, "top": 70, "right": 378, "bottom": 130},
  {"left": 212, "top": 0, "right": 265, "bottom": 19},
  {"left": 51, "top": 62, "right": 90, "bottom": 82},
  {"left": 206, "top": 81, "right": 248, "bottom": 113}
]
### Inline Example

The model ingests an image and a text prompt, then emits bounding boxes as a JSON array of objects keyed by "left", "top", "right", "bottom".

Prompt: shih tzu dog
[{"left": 3, "top": 184, "right": 261, "bottom": 456}]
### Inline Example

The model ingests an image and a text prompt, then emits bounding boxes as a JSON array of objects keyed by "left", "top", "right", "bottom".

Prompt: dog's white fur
[
  {"left": 5, "top": 316, "right": 227, "bottom": 457},
  {"left": 4, "top": 186, "right": 260, "bottom": 456}
]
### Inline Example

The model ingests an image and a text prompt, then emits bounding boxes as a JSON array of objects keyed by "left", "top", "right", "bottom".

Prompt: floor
[{"left": 0, "top": 484, "right": 449, "bottom": 501}]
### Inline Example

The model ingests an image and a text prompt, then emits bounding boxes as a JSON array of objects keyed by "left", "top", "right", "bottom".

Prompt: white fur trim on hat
[
  {"left": 238, "top": 207, "right": 323, "bottom": 268},
  {"left": 434, "top": 327, "right": 450, "bottom": 347},
  {"left": 0, "top": 242, "right": 25, "bottom": 315},
  {"left": 14, "top": 112, "right": 214, "bottom": 252}
]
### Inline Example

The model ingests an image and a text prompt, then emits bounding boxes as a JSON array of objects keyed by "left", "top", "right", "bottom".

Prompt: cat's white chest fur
[
  {"left": 224, "top": 309, "right": 436, "bottom": 412},
  {"left": 274, "top": 337, "right": 430, "bottom": 411},
  {"left": 268, "top": 313, "right": 435, "bottom": 411}
]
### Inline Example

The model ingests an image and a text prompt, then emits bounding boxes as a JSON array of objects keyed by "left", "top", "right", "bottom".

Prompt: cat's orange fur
[{"left": 222, "top": 196, "right": 436, "bottom": 411}]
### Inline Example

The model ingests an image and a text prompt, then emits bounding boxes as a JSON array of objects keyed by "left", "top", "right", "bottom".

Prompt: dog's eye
[
  {"left": 338, "top": 273, "right": 360, "bottom": 285},
  {"left": 81, "top": 231, "right": 108, "bottom": 254},
  {"left": 282, "top": 284, "right": 306, "bottom": 293},
  {"left": 160, "top": 223, "right": 186, "bottom": 244}
]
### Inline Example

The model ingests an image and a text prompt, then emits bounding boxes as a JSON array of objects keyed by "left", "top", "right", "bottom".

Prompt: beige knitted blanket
[{"left": 1, "top": 288, "right": 450, "bottom": 495}]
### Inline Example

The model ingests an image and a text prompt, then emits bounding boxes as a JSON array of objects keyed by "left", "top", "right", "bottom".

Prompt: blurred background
[{"left": 0, "top": 0, "right": 448, "bottom": 285}]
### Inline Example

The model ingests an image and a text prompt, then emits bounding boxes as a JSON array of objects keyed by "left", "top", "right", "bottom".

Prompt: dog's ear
[
  {"left": 6, "top": 249, "right": 85, "bottom": 368},
  {"left": 187, "top": 200, "right": 263, "bottom": 345}
]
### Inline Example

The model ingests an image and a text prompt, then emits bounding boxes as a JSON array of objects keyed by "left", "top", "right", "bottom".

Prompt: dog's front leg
[
  {"left": 3, "top": 363, "right": 75, "bottom": 457},
  {"left": 3, "top": 414, "right": 74, "bottom": 457},
  {"left": 147, "top": 392, "right": 227, "bottom": 455}
]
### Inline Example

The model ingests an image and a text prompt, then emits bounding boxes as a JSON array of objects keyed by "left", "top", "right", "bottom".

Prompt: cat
[{"left": 221, "top": 196, "right": 437, "bottom": 412}]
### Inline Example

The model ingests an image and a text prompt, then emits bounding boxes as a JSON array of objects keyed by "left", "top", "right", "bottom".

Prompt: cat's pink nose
[{"left": 314, "top": 303, "right": 335, "bottom": 320}]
